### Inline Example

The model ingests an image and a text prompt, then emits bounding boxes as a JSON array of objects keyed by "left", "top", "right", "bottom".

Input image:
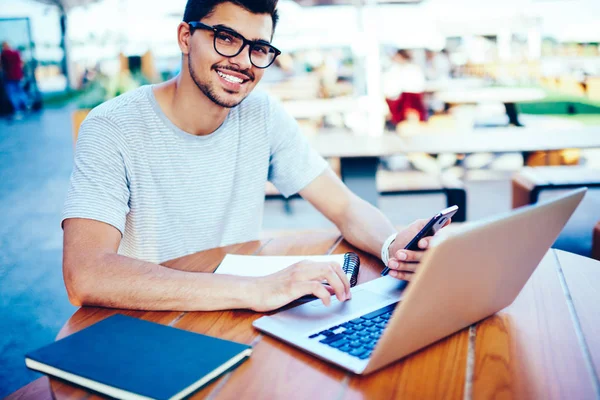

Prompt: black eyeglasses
[{"left": 188, "top": 21, "right": 281, "bottom": 69}]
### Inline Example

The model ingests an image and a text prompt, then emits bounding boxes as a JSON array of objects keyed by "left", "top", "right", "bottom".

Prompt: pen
[{"left": 380, "top": 265, "right": 391, "bottom": 277}]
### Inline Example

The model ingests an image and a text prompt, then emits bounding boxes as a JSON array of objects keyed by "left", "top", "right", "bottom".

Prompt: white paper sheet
[{"left": 214, "top": 254, "right": 346, "bottom": 277}]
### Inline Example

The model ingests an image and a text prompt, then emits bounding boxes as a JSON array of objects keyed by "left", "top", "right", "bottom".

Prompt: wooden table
[
  {"left": 48, "top": 232, "right": 600, "bottom": 399},
  {"left": 310, "top": 127, "right": 600, "bottom": 157},
  {"left": 308, "top": 127, "right": 600, "bottom": 209}
]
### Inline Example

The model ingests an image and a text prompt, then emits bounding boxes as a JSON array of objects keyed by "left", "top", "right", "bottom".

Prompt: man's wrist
[
  {"left": 239, "top": 277, "right": 261, "bottom": 310},
  {"left": 381, "top": 233, "right": 397, "bottom": 267}
]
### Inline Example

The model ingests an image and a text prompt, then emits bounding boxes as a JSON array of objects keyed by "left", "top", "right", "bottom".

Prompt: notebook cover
[{"left": 25, "top": 314, "right": 251, "bottom": 400}]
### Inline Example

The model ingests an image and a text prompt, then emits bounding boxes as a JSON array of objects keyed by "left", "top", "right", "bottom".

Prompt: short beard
[{"left": 188, "top": 52, "right": 244, "bottom": 109}]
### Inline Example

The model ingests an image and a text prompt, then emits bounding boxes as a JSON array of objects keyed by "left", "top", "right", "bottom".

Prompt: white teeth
[{"left": 217, "top": 70, "right": 243, "bottom": 84}]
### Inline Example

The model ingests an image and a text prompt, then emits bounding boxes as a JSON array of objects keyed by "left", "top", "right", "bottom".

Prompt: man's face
[{"left": 187, "top": 2, "right": 273, "bottom": 108}]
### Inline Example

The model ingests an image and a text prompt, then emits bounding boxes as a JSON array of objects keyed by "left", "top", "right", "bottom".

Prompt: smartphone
[{"left": 381, "top": 205, "right": 459, "bottom": 277}]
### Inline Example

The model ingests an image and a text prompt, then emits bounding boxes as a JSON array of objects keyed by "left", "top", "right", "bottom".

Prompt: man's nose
[{"left": 228, "top": 44, "right": 253, "bottom": 70}]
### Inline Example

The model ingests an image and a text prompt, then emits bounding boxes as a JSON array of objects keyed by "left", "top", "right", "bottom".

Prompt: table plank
[
  {"left": 343, "top": 331, "right": 468, "bottom": 400},
  {"left": 472, "top": 250, "right": 597, "bottom": 399},
  {"left": 333, "top": 241, "right": 468, "bottom": 399},
  {"left": 216, "top": 335, "right": 348, "bottom": 400},
  {"left": 556, "top": 250, "right": 600, "bottom": 384},
  {"left": 171, "top": 232, "right": 344, "bottom": 399},
  {"left": 5, "top": 377, "right": 52, "bottom": 400}
]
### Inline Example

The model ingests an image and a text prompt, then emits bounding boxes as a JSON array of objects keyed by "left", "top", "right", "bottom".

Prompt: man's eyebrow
[{"left": 213, "top": 24, "right": 271, "bottom": 44}]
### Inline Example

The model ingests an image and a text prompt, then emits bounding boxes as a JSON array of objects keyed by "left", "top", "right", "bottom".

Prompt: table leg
[
  {"left": 340, "top": 157, "right": 380, "bottom": 206},
  {"left": 504, "top": 102, "right": 523, "bottom": 127}
]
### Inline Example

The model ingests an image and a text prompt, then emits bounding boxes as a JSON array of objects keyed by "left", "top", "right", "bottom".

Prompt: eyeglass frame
[{"left": 187, "top": 21, "right": 281, "bottom": 69}]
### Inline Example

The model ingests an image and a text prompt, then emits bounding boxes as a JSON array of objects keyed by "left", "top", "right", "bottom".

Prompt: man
[
  {"left": 62, "top": 0, "right": 444, "bottom": 313},
  {"left": 1, "top": 42, "right": 29, "bottom": 119}
]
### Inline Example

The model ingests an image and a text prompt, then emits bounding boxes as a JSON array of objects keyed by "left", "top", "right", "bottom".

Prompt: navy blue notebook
[{"left": 25, "top": 314, "right": 252, "bottom": 400}]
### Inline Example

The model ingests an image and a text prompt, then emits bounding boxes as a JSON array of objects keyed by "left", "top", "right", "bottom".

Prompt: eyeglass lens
[{"left": 214, "top": 29, "right": 277, "bottom": 68}]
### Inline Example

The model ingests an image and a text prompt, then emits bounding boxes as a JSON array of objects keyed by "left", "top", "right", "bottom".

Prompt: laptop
[{"left": 253, "top": 188, "right": 586, "bottom": 375}]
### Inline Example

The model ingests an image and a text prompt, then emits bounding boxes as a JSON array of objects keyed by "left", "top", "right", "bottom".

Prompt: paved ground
[
  {"left": 0, "top": 106, "right": 596, "bottom": 396},
  {"left": 1, "top": 107, "right": 78, "bottom": 396}
]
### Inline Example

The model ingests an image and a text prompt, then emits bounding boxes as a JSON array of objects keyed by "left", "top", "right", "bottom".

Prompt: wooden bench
[
  {"left": 512, "top": 166, "right": 600, "bottom": 208},
  {"left": 513, "top": 166, "right": 600, "bottom": 258},
  {"left": 377, "top": 170, "right": 467, "bottom": 222}
]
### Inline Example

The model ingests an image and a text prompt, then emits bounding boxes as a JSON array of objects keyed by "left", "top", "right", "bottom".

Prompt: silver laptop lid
[{"left": 364, "top": 188, "right": 586, "bottom": 374}]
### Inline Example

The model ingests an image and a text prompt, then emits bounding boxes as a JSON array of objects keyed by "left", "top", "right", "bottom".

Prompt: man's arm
[
  {"left": 300, "top": 169, "right": 432, "bottom": 279},
  {"left": 63, "top": 218, "right": 350, "bottom": 312},
  {"left": 299, "top": 168, "right": 396, "bottom": 257}
]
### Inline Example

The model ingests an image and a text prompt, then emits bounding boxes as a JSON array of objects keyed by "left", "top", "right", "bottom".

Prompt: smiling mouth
[{"left": 216, "top": 70, "right": 249, "bottom": 84}]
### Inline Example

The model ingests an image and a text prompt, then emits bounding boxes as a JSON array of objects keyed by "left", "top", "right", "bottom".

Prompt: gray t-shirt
[{"left": 62, "top": 86, "right": 328, "bottom": 263}]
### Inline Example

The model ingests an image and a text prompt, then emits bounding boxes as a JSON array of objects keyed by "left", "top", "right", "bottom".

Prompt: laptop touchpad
[{"left": 270, "top": 288, "right": 394, "bottom": 330}]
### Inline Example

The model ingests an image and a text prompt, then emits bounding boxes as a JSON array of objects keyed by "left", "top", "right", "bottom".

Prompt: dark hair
[
  {"left": 183, "top": 0, "right": 279, "bottom": 32},
  {"left": 396, "top": 49, "right": 411, "bottom": 61}
]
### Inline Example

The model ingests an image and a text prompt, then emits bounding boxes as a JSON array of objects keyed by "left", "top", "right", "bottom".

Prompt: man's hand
[
  {"left": 386, "top": 218, "right": 451, "bottom": 281},
  {"left": 250, "top": 260, "right": 352, "bottom": 312}
]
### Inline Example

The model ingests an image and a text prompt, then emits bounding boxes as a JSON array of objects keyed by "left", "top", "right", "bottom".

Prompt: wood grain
[
  {"left": 214, "top": 335, "right": 347, "bottom": 400},
  {"left": 5, "top": 377, "right": 52, "bottom": 400},
  {"left": 343, "top": 330, "right": 468, "bottom": 400},
  {"left": 555, "top": 250, "right": 600, "bottom": 383},
  {"left": 472, "top": 250, "right": 597, "bottom": 399}
]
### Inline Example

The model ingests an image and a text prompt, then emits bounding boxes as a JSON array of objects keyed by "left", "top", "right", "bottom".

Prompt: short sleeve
[
  {"left": 62, "top": 116, "right": 131, "bottom": 235},
  {"left": 267, "top": 96, "right": 328, "bottom": 197}
]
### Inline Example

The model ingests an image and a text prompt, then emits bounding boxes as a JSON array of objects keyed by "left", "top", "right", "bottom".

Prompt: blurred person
[
  {"left": 383, "top": 49, "right": 427, "bottom": 127},
  {"left": 1, "top": 41, "right": 29, "bottom": 119},
  {"left": 62, "top": 0, "right": 450, "bottom": 313},
  {"left": 425, "top": 49, "right": 452, "bottom": 82}
]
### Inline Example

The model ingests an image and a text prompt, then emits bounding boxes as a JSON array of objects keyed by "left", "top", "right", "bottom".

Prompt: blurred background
[{"left": 1, "top": 0, "right": 600, "bottom": 396}]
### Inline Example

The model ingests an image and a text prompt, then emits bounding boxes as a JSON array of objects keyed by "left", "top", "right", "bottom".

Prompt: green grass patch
[{"left": 517, "top": 88, "right": 600, "bottom": 115}]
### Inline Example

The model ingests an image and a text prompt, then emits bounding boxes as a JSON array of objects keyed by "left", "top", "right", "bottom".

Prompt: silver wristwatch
[{"left": 381, "top": 233, "right": 397, "bottom": 267}]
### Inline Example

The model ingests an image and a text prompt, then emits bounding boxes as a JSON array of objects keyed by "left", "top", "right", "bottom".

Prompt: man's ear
[{"left": 177, "top": 22, "right": 192, "bottom": 55}]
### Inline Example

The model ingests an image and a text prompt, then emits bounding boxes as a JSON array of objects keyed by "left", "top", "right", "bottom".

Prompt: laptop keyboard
[{"left": 307, "top": 302, "right": 399, "bottom": 360}]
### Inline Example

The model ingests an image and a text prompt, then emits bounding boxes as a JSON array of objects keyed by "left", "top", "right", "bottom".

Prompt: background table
[
  {"left": 47, "top": 231, "right": 600, "bottom": 399},
  {"left": 308, "top": 127, "right": 600, "bottom": 210}
]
